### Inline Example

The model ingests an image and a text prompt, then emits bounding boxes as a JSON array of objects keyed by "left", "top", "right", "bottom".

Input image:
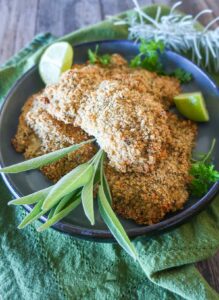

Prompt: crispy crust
[
  {"left": 41, "top": 55, "right": 180, "bottom": 173},
  {"left": 12, "top": 54, "right": 197, "bottom": 224},
  {"left": 108, "top": 113, "right": 197, "bottom": 224}
]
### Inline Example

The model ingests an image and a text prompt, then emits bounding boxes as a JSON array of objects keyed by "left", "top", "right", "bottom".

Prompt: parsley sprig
[
  {"left": 170, "top": 68, "right": 192, "bottom": 84},
  {"left": 87, "top": 40, "right": 192, "bottom": 83},
  {"left": 88, "top": 45, "right": 111, "bottom": 65},
  {"left": 130, "top": 40, "right": 164, "bottom": 73},
  {"left": 190, "top": 139, "right": 219, "bottom": 197},
  {"left": 130, "top": 39, "right": 192, "bottom": 83}
]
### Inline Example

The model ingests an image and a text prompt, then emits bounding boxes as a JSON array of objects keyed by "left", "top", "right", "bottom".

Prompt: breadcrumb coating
[
  {"left": 40, "top": 54, "right": 180, "bottom": 173},
  {"left": 12, "top": 54, "right": 197, "bottom": 224},
  {"left": 108, "top": 113, "right": 196, "bottom": 224}
]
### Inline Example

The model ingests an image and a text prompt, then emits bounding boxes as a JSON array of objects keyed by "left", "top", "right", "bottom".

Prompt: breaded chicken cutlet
[{"left": 12, "top": 54, "right": 197, "bottom": 224}]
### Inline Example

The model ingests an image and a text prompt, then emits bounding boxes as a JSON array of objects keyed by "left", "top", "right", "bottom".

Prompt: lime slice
[
  {"left": 39, "top": 42, "right": 73, "bottom": 85},
  {"left": 174, "top": 92, "right": 209, "bottom": 122}
]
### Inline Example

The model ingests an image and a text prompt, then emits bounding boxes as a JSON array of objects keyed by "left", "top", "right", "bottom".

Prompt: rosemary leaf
[
  {"left": 37, "top": 197, "right": 81, "bottom": 232},
  {"left": 98, "top": 185, "right": 138, "bottom": 260},
  {"left": 42, "top": 163, "right": 94, "bottom": 211},
  {"left": 8, "top": 186, "right": 51, "bottom": 205},
  {"left": 81, "top": 149, "right": 104, "bottom": 225},
  {"left": 0, "top": 139, "right": 94, "bottom": 174},
  {"left": 115, "top": 1, "right": 219, "bottom": 72}
]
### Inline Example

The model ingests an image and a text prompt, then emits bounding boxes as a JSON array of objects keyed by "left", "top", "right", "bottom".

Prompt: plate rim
[{"left": 1, "top": 39, "right": 219, "bottom": 241}]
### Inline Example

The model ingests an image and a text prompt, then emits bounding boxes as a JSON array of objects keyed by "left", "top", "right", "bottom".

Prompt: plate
[{"left": 0, "top": 40, "right": 219, "bottom": 241}]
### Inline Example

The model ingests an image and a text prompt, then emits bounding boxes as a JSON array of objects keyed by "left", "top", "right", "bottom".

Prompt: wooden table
[{"left": 1, "top": 0, "right": 219, "bottom": 294}]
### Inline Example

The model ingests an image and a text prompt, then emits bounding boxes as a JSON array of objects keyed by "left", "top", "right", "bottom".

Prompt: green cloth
[{"left": 1, "top": 5, "right": 219, "bottom": 300}]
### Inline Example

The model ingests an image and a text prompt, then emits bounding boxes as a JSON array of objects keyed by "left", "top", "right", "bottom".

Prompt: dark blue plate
[{"left": 0, "top": 40, "right": 219, "bottom": 241}]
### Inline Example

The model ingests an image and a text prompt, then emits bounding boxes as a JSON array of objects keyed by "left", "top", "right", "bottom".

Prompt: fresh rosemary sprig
[
  {"left": 88, "top": 45, "right": 111, "bottom": 65},
  {"left": 190, "top": 139, "right": 219, "bottom": 197},
  {"left": 113, "top": 0, "right": 219, "bottom": 72}
]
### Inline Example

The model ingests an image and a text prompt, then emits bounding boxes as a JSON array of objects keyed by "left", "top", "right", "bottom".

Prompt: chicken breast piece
[{"left": 39, "top": 56, "right": 180, "bottom": 173}]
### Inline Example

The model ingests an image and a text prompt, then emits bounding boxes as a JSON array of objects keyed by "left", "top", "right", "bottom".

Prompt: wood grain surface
[{"left": 0, "top": 0, "right": 219, "bottom": 294}]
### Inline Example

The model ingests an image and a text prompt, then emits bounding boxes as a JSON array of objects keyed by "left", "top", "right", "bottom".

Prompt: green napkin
[{"left": 1, "top": 5, "right": 219, "bottom": 300}]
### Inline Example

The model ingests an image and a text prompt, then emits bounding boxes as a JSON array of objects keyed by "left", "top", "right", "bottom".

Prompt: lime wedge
[
  {"left": 39, "top": 42, "right": 73, "bottom": 85},
  {"left": 174, "top": 92, "right": 209, "bottom": 122}
]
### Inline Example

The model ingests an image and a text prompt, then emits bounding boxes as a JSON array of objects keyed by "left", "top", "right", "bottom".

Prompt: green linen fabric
[{"left": 1, "top": 5, "right": 219, "bottom": 300}]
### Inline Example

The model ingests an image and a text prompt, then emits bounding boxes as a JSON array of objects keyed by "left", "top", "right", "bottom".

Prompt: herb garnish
[
  {"left": 114, "top": 1, "right": 219, "bottom": 72},
  {"left": 190, "top": 139, "right": 219, "bottom": 197},
  {"left": 1, "top": 140, "right": 137, "bottom": 259},
  {"left": 2, "top": 136, "right": 219, "bottom": 259},
  {"left": 87, "top": 40, "right": 192, "bottom": 83},
  {"left": 170, "top": 68, "right": 192, "bottom": 84},
  {"left": 130, "top": 39, "right": 164, "bottom": 73},
  {"left": 130, "top": 39, "right": 192, "bottom": 83},
  {"left": 88, "top": 45, "right": 111, "bottom": 65},
  {"left": 98, "top": 153, "right": 137, "bottom": 260}
]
